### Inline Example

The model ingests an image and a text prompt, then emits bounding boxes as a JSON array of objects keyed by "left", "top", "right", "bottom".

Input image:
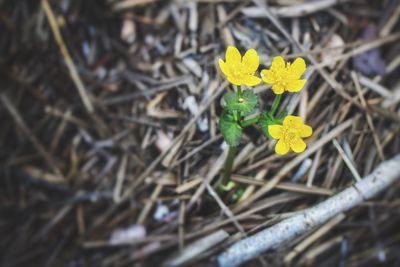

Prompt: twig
[
  {"left": 0, "top": 94, "right": 64, "bottom": 179},
  {"left": 217, "top": 154, "right": 400, "bottom": 267},
  {"left": 284, "top": 213, "right": 346, "bottom": 264},
  {"left": 178, "top": 200, "right": 185, "bottom": 252},
  {"left": 311, "top": 33, "right": 400, "bottom": 70},
  {"left": 351, "top": 72, "right": 386, "bottom": 161},
  {"left": 358, "top": 76, "right": 393, "bottom": 99},
  {"left": 332, "top": 139, "right": 362, "bottom": 182},
  {"left": 380, "top": 2, "right": 400, "bottom": 37},
  {"left": 204, "top": 180, "right": 245, "bottom": 234},
  {"left": 231, "top": 175, "right": 333, "bottom": 196},
  {"left": 42, "top": 0, "right": 94, "bottom": 113},
  {"left": 187, "top": 147, "right": 228, "bottom": 210},
  {"left": 113, "top": 154, "right": 128, "bottom": 203},
  {"left": 171, "top": 134, "right": 222, "bottom": 167},
  {"left": 136, "top": 184, "right": 163, "bottom": 224},
  {"left": 203, "top": 180, "right": 268, "bottom": 267},
  {"left": 164, "top": 230, "right": 229, "bottom": 267},
  {"left": 243, "top": 0, "right": 350, "bottom": 18},
  {"left": 300, "top": 236, "right": 343, "bottom": 265}
]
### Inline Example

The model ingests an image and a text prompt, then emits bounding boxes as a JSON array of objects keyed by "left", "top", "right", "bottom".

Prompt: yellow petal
[
  {"left": 226, "top": 46, "right": 241, "bottom": 66},
  {"left": 287, "top": 57, "right": 306, "bottom": 79},
  {"left": 275, "top": 139, "right": 290, "bottom": 155},
  {"left": 286, "top": 79, "right": 307, "bottom": 92},
  {"left": 227, "top": 75, "right": 242, "bottom": 86},
  {"left": 290, "top": 137, "right": 306, "bottom": 153},
  {"left": 271, "top": 84, "right": 284, "bottom": 94},
  {"left": 261, "top": 69, "right": 277, "bottom": 84},
  {"left": 218, "top": 59, "right": 231, "bottom": 77},
  {"left": 241, "top": 75, "right": 261, "bottom": 86},
  {"left": 268, "top": 125, "right": 283, "bottom": 139},
  {"left": 299, "top": 124, "right": 312, "bottom": 138},
  {"left": 270, "top": 56, "right": 286, "bottom": 72},
  {"left": 283, "top": 115, "right": 303, "bottom": 128},
  {"left": 242, "top": 49, "right": 259, "bottom": 73}
]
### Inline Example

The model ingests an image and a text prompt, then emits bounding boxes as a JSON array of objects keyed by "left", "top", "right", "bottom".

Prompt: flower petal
[
  {"left": 261, "top": 69, "right": 277, "bottom": 84},
  {"left": 290, "top": 137, "right": 306, "bottom": 153},
  {"left": 287, "top": 57, "right": 306, "bottom": 79},
  {"left": 218, "top": 59, "right": 231, "bottom": 77},
  {"left": 270, "top": 56, "right": 286, "bottom": 72},
  {"left": 241, "top": 75, "right": 261, "bottom": 86},
  {"left": 283, "top": 115, "right": 303, "bottom": 128},
  {"left": 227, "top": 75, "right": 242, "bottom": 86},
  {"left": 226, "top": 46, "right": 241, "bottom": 66},
  {"left": 271, "top": 84, "right": 284, "bottom": 94},
  {"left": 268, "top": 125, "right": 283, "bottom": 139},
  {"left": 299, "top": 124, "right": 313, "bottom": 138},
  {"left": 242, "top": 49, "right": 259, "bottom": 73},
  {"left": 275, "top": 139, "right": 290, "bottom": 155},
  {"left": 286, "top": 79, "right": 307, "bottom": 92}
]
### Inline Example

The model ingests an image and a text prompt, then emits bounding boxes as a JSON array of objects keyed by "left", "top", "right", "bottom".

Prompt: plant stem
[
  {"left": 220, "top": 85, "right": 242, "bottom": 187},
  {"left": 236, "top": 85, "right": 242, "bottom": 98},
  {"left": 221, "top": 145, "right": 237, "bottom": 186},
  {"left": 235, "top": 85, "right": 242, "bottom": 124},
  {"left": 270, "top": 94, "right": 282, "bottom": 117},
  {"left": 240, "top": 115, "right": 260, "bottom": 127}
]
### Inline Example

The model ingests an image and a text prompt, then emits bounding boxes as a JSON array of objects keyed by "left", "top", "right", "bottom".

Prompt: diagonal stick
[
  {"left": 1, "top": 94, "right": 64, "bottom": 179},
  {"left": 218, "top": 154, "right": 400, "bottom": 267},
  {"left": 42, "top": 0, "right": 94, "bottom": 113}
]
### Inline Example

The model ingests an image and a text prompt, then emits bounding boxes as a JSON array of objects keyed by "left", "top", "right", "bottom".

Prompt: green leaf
[
  {"left": 220, "top": 112, "right": 242, "bottom": 146},
  {"left": 223, "top": 89, "right": 258, "bottom": 116}
]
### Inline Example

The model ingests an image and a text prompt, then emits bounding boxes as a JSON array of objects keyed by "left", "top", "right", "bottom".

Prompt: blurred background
[{"left": 1, "top": 0, "right": 400, "bottom": 266}]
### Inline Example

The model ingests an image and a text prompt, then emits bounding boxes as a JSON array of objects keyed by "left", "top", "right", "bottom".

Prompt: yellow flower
[
  {"left": 268, "top": 115, "right": 312, "bottom": 155},
  {"left": 261, "top": 56, "right": 307, "bottom": 94},
  {"left": 218, "top": 46, "right": 261, "bottom": 86}
]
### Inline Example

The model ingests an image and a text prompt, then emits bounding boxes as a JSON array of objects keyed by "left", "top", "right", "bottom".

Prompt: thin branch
[
  {"left": 217, "top": 154, "right": 400, "bottom": 267},
  {"left": 42, "top": 0, "right": 94, "bottom": 113},
  {"left": 1, "top": 94, "right": 64, "bottom": 179}
]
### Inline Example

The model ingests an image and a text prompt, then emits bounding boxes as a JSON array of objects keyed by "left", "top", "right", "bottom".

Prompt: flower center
[
  {"left": 272, "top": 66, "right": 289, "bottom": 85},
  {"left": 284, "top": 130, "right": 297, "bottom": 143},
  {"left": 231, "top": 66, "right": 242, "bottom": 78}
]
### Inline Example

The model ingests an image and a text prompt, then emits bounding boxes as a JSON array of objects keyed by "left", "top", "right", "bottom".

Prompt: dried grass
[{"left": 1, "top": 0, "right": 400, "bottom": 266}]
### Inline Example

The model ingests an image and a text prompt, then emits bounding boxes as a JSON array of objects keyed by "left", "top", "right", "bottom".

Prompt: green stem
[
  {"left": 236, "top": 85, "right": 242, "bottom": 121},
  {"left": 221, "top": 145, "right": 237, "bottom": 186},
  {"left": 240, "top": 114, "right": 260, "bottom": 127},
  {"left": 236, "top": 85, "right": 242, "bottom": 98},
  {"left": 270, "top": 94, "right": 282, "bottom": 117},
  {"left": 220, "top": 85, "right": 242, "bottom": 188}
]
